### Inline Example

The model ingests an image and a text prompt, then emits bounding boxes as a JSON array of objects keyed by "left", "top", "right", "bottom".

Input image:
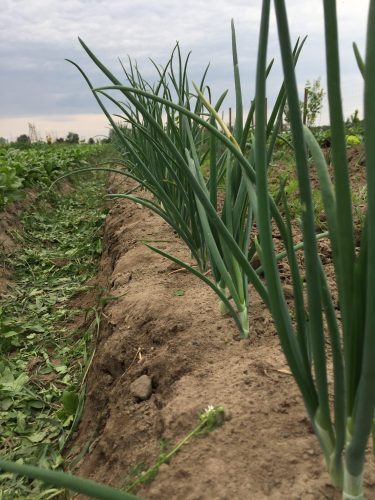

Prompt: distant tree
[
  {"left": 16, "top": 134, "right": 31, "bottom": 144},
  {"left": 0, "top": 137, "right": 7, "bottom": 145},
  {"left": 65, "top": 132, "right": 79, "bottom": 144},
  {"left": 88, "top": 137, "right": 95, "bottom": 144},
  {"left": 284, "top": 78, "right": 325, "bottom": 128},
  {"left": 55, "top": 137, "right": 65, "bottom": 143},
  {"left": 304, "top": 78, "right": 325, "bottom": 127}
]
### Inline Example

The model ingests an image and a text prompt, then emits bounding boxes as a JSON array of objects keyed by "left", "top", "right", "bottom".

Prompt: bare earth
[{"left": 65, "top": 185, "right": 374, "bottom": 499}]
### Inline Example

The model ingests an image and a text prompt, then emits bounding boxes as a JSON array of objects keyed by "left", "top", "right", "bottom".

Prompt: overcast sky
[{"left": 0, "top": 0, "right": 369, "bottom": 141}]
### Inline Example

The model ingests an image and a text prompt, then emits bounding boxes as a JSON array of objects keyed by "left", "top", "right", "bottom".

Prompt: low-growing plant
[
  {"left": 0, "top": 176, "right": 107, "bottom": 497},
  {"left": 346, "top": 134, "right": 362, "bottom": 146},
  {"left": 0, "top": 143, "right": 105, "bottom": 209},
  {"left": 125, "top": 405, "right": 225, "bottom": 491}
]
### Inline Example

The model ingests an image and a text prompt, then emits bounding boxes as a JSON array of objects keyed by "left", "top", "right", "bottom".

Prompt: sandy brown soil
[{"left": 67, "top": 177, "right": 375, "bottom": 499}]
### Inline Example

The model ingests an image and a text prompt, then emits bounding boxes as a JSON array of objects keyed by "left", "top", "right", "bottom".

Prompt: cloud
[{"left": 0, "top": 0, "right": 369, "bottom": 138}]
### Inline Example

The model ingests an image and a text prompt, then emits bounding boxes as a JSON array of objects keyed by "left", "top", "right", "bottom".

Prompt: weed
[{"left": 125, "top": 405, "right": 225, "bottom": 492}]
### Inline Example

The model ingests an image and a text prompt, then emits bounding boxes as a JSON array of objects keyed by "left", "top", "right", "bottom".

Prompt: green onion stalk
[
  {"left": 253, "top": 0, "right": 374, "bottom": 497},
  {"left": 0, "top": 459, "right": 139, "bottom": 500}
]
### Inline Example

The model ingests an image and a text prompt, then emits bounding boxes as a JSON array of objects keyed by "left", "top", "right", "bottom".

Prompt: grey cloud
[{"left": 0, "top": 0, "right": 369, "bottom": 126}]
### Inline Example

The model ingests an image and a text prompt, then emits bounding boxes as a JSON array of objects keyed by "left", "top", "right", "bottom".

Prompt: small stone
[
  {"left": 283, "top": 284, "right": 294, "bottom": 299},
  {"left": 102, "top": 373, "right": 113, "bottom": 386},
  {"left": 158, "top": 464, "right": 169, "bottom": 473},
  {"left": 223, "top": 408, "right": 232, "bottom": 421},
  {"left": 130, "top": 375, "right": 152, "bottom": 401}
]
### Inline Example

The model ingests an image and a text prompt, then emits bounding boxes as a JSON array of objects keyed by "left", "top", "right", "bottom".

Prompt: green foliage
[
  {"left": 11, "top": 2, "right": 366, "bottom": 499},
  {"left": 266, "top": 1, "right": 374, "bottom": 497},
  {"left": 312, "top": 127, "right": 332, "bottom": 147},
  {"left": 304, "top": 78, "right": 325, "bottom": 126},
  {"left": 126, "top": 406, "right": 225, "bottom": 492},
  {"left": 69, "top": 26, "right": 309, "bottom": 340},
  {"left": 0, "top": 176, "right": 107, "bottom": 497},
  {"left": 284, "top": 77, "right": 325, "bottom": 127},
  {"left": 0, "top": 143, "right": 104, "bottom": 209},
  {"left": 346, "top": 134, "right": 361, "bottom": 146},
  {"left": 0, "top": 459, "right": 139, "bottom": 500}
]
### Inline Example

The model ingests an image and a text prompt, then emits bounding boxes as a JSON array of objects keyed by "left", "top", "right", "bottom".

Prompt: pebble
[
  {"left": 283, "top": 284, "right": 294, "bottom": 299},
  {"left": 158, "top": 464, "right": 169, "bottom": 473},
  {"left": 130, "top": 375, "right": 152, "bottom": 401},
  {"left": 223, "top": 408, "right": 232, "bottom": 421}
]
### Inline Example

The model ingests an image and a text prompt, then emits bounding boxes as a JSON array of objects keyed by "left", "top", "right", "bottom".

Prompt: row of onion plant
[
  {"left": 66, "top": 24, "right": 308, "bottom": 338},
  {"left": 72, "top": 44, "right": 211, "bottom": 272}
]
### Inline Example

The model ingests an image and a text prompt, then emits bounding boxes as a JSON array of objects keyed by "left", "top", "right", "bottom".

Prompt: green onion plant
[
  {"left": 253, "top": 1, "right": 375, "bottom": 498},
  {"left": 68, "top": 24, "right": 308, "bottom": 339},
  {"left": 69, "top": 45, "right": 211, "bottom": 272}
]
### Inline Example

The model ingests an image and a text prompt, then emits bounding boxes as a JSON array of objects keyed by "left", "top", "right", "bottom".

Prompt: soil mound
[{"left": 68, "top": 186, "right": 374, "bottom": 499}]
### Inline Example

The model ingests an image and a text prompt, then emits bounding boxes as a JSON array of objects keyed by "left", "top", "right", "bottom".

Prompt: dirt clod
[{"left": 130, "top": 375, "right": 153, "bottom": 401}]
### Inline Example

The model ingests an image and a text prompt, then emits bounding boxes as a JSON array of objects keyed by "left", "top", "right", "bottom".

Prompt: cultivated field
[{"left": 1, "top": 1, "right": 375, "bottom": 499}]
